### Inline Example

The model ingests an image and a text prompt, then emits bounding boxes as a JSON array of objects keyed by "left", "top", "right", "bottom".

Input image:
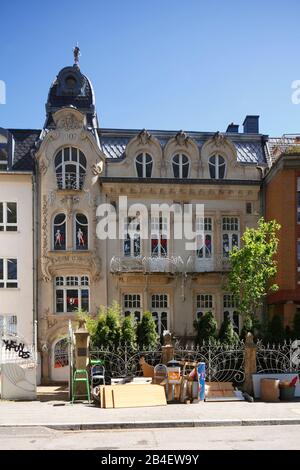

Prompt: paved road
[{"left": 0, "top": 425, "right": 300, "bottom": 450}]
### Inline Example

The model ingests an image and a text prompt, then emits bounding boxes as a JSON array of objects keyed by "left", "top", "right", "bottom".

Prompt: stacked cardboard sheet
[
  {"left": 205, "top": 382, "right": 245, "bottom": 401},
  {"left": 99, "top": 383, "right": 167, "bottom": 408}
]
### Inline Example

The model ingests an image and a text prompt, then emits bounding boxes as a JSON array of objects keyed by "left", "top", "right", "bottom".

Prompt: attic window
[
  {"left": 65, "top": 75, "right": 77, "bottom": 88},
  {"left": 0, "top": 149, "right": 8, "bottom": 171}
]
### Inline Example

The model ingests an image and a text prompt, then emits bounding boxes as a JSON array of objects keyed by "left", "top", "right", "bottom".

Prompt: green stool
[{"left": 72, "top": 369, "right": 90, "bottom": 403}]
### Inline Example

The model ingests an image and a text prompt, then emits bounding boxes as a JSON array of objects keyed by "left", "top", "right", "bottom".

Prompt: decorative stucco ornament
[
  {"left": 56, "top": 113, "right": 82, "bottom": 131},
  {"left": 175, "top": 130, "right": 189, "bottom": 147},
  {"left": 212, "top": 131, "right": 227, "bottom": 148},
  {"left": 138, "top": 129, "right": 152, "bottom": 145},
  {"left": 92, "top": 161, "right": 104, "bottom": 175}
]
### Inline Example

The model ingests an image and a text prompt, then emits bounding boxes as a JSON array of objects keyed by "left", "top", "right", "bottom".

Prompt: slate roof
[
  {"left": 98, "top": 129, "right": 267, "bottom": 164},
  {"left": 9, "top": 129, "right": 40, "bottom": 171},
  {"left": 2, "top": 127, "right": 267, "bottom": 173}
]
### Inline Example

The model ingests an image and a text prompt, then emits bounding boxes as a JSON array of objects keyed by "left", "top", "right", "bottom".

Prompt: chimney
[
  {"left": 226, "top": 123, "right": 239, "bottom": 133},
  {"left": 243, "top": 115, "right": 259, "bottom": 134}
]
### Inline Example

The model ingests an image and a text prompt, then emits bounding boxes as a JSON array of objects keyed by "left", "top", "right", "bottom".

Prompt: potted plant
[{"left": 279, "top": 376, "right": 298, "bottom": 401}]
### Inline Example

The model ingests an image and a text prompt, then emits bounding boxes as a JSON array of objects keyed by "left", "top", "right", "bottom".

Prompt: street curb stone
[{"left": 1, "top": 418, "right": 300, "bottom": 430}]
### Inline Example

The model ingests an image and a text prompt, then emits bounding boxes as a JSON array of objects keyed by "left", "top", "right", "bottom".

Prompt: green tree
[
  {"left": 93, "top": 301, "right": 121, "bottom": 348},
  {"left": 136, "top": 311, "right": 159, "bottom": 350},
  {"left": 227, "top": 218, "right": 280, "bottom": 321},
  {"left": 293, "top": 311, "right": 300, "bottom": 339},
  {"left": 121, "top": 316, "right": 137, "bottom": 348},
  {"left": 193, "top": 312, "right": 217, "bottom": 345},
  {"left": 266, "top": 314, "right": 285, "bottom": 344},
  {"left": 218, "top": 317, "right": 240, "bottom": 345}
]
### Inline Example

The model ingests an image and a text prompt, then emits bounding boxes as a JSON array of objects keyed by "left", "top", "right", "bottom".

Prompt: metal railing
[
  {"left": 56, "top": 172, "right": 85, "bottom": 190},
  {"left": 110, "top": 254, "right": 230, "bottom": 274}
]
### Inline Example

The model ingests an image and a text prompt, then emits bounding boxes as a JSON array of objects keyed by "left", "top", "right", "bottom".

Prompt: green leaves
[
  {"left": 136, "top": 311, "right": 159, "bottom": 350},
  {"left": 193, "top": 311, "right": 218, "bottom": 345},
  {"left": 227, "top": 218, "right": 280, "bottom": 321}
]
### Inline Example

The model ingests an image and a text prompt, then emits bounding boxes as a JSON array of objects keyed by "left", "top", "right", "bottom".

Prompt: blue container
[{"left": 197, "top": 362, "right": 206, "bottom": 401}]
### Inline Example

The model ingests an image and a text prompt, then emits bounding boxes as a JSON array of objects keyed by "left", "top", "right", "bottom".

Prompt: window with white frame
[
  {"left": 123, "top": 216, "right": 141, "bottom": 257},
  {"left": 55, "top": 276, "right": 89, "bottom": 313},
  {"left": 0, "top": 315, "right": 17, "bottom": 335},
  {"left": 297, "top": 178, "right": 300, "bottom": 224},
  {"left": 55, "top": 147, "right": 86, "bottom": 190},
  {"left": 123, "top": 294, "right": 142, "bottom": 322},
  {"left": 75, "top": 213, "right": 88, "bottom": 250},
  {"left": 0, "top": 258, "right": 18, "bottom": 288},
  {"left": 196, "top": 217, "right": 213, "bottom": 259},
  {"left": 0, "top": 148, "right": 8, "bottom": 171},
  {"left": 172, "top": 154, "right": 189, "bottom": 178},
  {"left": 151, "top": 216, "right": 168, "bottom": 257},
  {"left": 135, "top": 153, "right": 153, "bottom": 178},
  {"left": 223, "top": 294, "right": 240, "bottom": 333},
  {"left": 222, "top": 217, "right": 240, "bottom": 257},
  {"left": 151, "top": 294, "right": 169, "bottom": 335},
  {"left": 53, "top": 213, "right": 66, "bottom": 250},
  {"left": 0, "top": 202, "right": 17, "bottom": 231},
  {"left": 209, "top": 154, "right": 226, "bottom": 179},
  {"left": 196, "top": 294, "right": 213, "bottom": 320}
]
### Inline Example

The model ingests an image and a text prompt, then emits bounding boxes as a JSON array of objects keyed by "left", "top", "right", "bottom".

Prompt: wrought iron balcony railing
[
  {"left": 110, "top": 253, "right": 231, "bottom": 274},
  {"left": 56, "top": 172, "right": 85, "bottom": 190}
]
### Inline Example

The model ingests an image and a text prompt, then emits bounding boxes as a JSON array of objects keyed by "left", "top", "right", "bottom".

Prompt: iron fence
[
  {"left": 256, "top": 340, "right": 300, "bottom": 375},
  {"left": 90, "top": 340, "right": 246, "bottom": 384}
]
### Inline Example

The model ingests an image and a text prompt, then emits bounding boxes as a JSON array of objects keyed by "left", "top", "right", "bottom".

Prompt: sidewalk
[{"left": 2, "top": 398, "right": 300, "bottom": 430}]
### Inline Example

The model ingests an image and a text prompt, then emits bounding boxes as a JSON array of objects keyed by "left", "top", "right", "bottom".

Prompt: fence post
[
  {"left": 243, "top": 332, "right": 257, "bottom": 395},
  {"left": 161, "top": 332, "right": 174, "bottom": 365}
]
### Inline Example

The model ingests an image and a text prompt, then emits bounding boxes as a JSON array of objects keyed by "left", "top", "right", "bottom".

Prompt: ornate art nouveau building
[{"left": 1, "top": 53, "right": 269, "bottom": 381}]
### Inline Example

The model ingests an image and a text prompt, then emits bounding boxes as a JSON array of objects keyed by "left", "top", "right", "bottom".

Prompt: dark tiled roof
[
  {"left": 98, "top": 129, "right": 267, "bottom": 164},
  {"left": 9, "top": 129, "right": 40, "bottom": 171},
  {"left": 233, "top": 141, "right": 266, "bottom": 164}
]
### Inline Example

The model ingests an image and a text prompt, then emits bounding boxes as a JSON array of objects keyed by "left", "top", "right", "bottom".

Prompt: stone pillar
[
  {"left": 73, "top": 320, "right": 90, "bottom": 396},
  {"left": 161, "top": 331, "right": 174, "bottom": 365},
  {"left": 243, "top": 332, "right": 257, "bottom": 395},
  {"left": 40, "top": 342, "right": 50, "bottom": 385}
]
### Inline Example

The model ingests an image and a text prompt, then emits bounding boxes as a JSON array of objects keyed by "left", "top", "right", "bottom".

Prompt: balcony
[
  {"left": 186, "top": 254, "right": 230, "bottom": 273},
  {"left": 56, "top": 172, "right": 85, "bottom": 190},
  {"left": 110, "top": 254, "right": 231, "bottom": 275},
  {"left": 110, "top": 256, "right": 184, "bottom": 274}
]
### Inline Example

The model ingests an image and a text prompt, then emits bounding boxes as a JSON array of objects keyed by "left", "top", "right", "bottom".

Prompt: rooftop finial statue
[{"left": 73, "top": 44, "right": 80, "bottom": 66}]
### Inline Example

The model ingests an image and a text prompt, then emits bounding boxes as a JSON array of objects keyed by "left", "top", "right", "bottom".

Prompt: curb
[{"left": 1, "top": 418, "right": 300, "bottom": 430}]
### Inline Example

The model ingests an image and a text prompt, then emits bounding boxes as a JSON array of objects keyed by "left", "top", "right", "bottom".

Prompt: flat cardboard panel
[{"left": 112, "top": 384, "right": 167, "bottom": 408}]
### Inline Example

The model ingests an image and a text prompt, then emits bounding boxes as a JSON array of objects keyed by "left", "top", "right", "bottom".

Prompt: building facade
[
  {"left": 1, "top": 54, "right": 270, "bottom": 382},
  {"left": 0, "top": 128, "right": 35, "bottom": 344},
  {"left": 264, "top": 137, "right": 300, "bottom": 326}
]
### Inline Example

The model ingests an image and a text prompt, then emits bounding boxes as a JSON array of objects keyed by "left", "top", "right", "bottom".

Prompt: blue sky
[{"left": 1, "top": 0, "right": 300, "bottom": 135}]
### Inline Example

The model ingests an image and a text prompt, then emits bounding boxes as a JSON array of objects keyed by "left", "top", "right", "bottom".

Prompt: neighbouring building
[
  {"left": 1, "top": 50, "right": 270, "bottom": 382},
  {"left": 0, "top": 127, "right": 37, "bottom": 344},
  {"left": 264, "top": 136, "right": 300, "bottom": 327}
]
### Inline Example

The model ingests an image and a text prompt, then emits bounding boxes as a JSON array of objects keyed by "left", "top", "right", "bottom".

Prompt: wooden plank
[{"left": 112, "top": 384, "right": 167, "bottom": 408}]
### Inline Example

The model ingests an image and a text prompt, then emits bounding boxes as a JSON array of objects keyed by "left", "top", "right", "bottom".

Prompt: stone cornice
[{"left": 100, "top": 178, "right": 260, "bottom": 200}]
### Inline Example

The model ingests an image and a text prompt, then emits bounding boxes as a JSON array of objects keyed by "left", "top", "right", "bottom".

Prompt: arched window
[
  {"left": 53, "top": 213, "right": 66, "bottom": 250},
  {"left": 74, "top": 213, "right": 88, "bottom": 250},
  {"left": 208, "top": 154, "right": 226, "bottom": 179},
  {"left": 54, "top": 338, "right": 69, "bottom": 368},
  {"left": 172, "top": 154, "right": 189, "bottom": 178},
  {"left": 55, "top": 147, "right": 86, "bottom": 190},
  {"left": 135, "top": 153, "right": 153, "bottom": 177}
]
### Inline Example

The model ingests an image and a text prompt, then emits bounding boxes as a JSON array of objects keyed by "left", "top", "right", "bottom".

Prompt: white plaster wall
[{"left": 0, "top": 174, "right": 33, "bottom": 343}]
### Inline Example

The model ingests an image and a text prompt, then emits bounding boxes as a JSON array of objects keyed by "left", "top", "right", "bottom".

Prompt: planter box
[{"left": 252, "top": 373, "right": 299, "bottom": 398}]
